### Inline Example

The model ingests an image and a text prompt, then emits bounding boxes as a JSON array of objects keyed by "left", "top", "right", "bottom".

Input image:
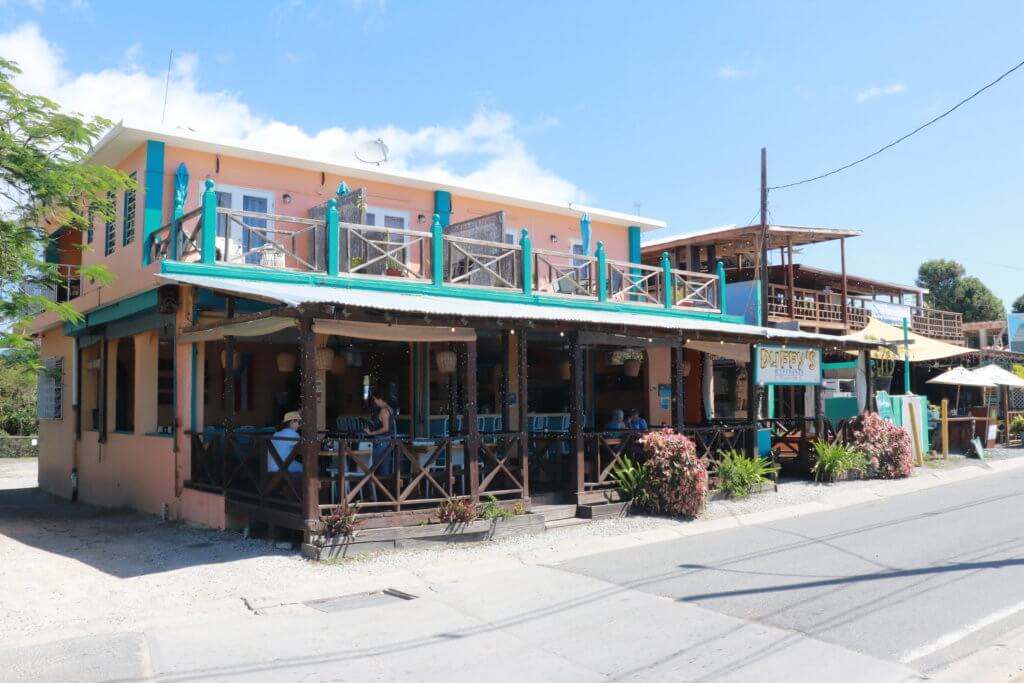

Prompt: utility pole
[{"left": 759, "top": 148, "right": 769, "bottom": 327}]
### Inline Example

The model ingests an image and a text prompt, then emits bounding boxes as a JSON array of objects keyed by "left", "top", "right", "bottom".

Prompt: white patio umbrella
[
  {"left": 972, "top": 365, "right": 1024, "bottom": 443},
  {"left": 926, "top": 366, "right": 996, "bottom": 412}
]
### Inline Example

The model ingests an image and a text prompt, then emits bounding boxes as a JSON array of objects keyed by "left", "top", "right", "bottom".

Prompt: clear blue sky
[{"left": 3, "top": 0, "right": 1023, "bottom": 309}]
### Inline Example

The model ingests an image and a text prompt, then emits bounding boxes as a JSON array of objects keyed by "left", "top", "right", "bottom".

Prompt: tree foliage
[
  {"left": 1012, "top": 294, "right": 1024, "bottom": 314},
  {"left": 0, "top": 360, "right": 37, "bottom": 435},
  {"left": 0, "top": 56, "right": 132, "bottom": 364},
  {"left": 915, "top": 259, "right": 1005, "bottom": 323}
]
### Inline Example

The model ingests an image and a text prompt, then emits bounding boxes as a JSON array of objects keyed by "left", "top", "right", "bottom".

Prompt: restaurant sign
[{"left": 753, "top": 345, "right": 822, "bottom": 386}]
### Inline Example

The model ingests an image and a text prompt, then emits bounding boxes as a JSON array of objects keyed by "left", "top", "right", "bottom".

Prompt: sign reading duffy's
[{"left": 754, "top": 345, "right": 822, "bottom": 385}]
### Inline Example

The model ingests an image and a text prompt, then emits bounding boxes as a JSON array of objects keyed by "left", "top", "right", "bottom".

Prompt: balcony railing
[
  {"left": 148, "top": 183, "right": 723, "bottom": 315},
  {"left": 766, "top": 284, "right": 963, "bottom": 341},
  {"left": 22, "top": 263, "right": 80, "bottom": 304}
]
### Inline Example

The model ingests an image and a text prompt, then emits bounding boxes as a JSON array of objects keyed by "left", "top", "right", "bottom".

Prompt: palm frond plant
[
  {"left": 714, "top": 449, "right": 777, "bottom": 499},
  {"left": 610, "top": 456, "right": 653, "bottom": 511},
  {"left": 811, "top": 441, "right": 867, "bottom": 482}
]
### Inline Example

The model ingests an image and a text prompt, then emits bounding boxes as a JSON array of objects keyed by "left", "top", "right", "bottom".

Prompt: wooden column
[
  {"left": 298, "top": 314, "right": 320, "bottom": 524},
  {"left": 747, "top": 344, "right": 758, "bottom": 457},
  {"left": 840, "top": 237, "right": 849, "bottom": 332},
  {"left": 516, "top": 330, "right": 529, "bottom": 499},
  {"left": 814, "top": 369, "right": 825, "bottom": 439},
  {"left": 464, "top": 340, "right": 480, "bottom": 501},
  {"left": 501, "top": 332, "right": 513, "bottom": 433},
  {"left": 569, "top": 332, "right": 585, "bottom": 496},
  {"left": 671, "top": 343, "right": 686, "bottom": 430},
  {"left": 786, "top": 238, "right": 795, "bottom": 319},
  {"left": 864, "top": 349, "right": 876, "bottom": 413},
  {"left": 447, "top": 342, "right": 458, "bottom": 435},
  {"left": 688, "top": 245, "right": 701, "bottom": 274}
]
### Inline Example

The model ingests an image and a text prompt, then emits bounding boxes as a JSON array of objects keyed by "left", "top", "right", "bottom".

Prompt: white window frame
[
  {"left": 365, "top": 207, "right": 411, "bottom": 263},
  {"left": 200, "top": 183, "right": 276, "bottom": 256}
]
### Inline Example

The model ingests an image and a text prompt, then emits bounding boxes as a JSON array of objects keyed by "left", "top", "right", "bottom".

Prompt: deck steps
[
  {"left": 532, "top": 504, "right": 579, "bottom": 524},
  {"left": 544, "top": 517, "right": 591, "bottom": 531}
]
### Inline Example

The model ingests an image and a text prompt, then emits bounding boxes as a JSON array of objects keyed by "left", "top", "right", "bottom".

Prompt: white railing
[
  {"left": 670, "top": 268, "right": 719, "bottom": 311},
  {"left": 533, "top": 248, "right": 597, "bottom": 298},
  {"left": 607, "top": 259, "right": 664, "bottom": 305},
  {"left": 443, "top": 235, "right": 521, "bottom": 289},
  {"left": 340, "top": 222, "right": 432, "bottom": 279}
]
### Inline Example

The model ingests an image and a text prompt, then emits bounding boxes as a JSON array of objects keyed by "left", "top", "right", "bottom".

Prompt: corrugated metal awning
[{"left": 158, "top": 272, "right": 882, "bottom": 348}]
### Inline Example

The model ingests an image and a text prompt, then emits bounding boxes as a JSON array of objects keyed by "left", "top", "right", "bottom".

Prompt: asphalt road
[{"left": 4, "top": 462, "right": 1024, "bottom": 681}]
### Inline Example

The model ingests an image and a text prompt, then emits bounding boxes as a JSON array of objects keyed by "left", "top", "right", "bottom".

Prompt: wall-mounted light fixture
[
  {"left": 282, "top": 193, "right": 292, "bottom": 204},
  {"left": 549, "top": 234, "right": 558, "bottom": 243},
  {"left": 215, "top": 154, "right": 220, "bottom": 174},
  {"left": 417, "top": 214, "right": 427, "bottom": 224}
]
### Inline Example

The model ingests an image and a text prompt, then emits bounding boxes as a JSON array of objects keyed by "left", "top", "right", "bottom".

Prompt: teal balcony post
[
  {"left": 520, "top": 229, "right": 532, "bottom": 296},
  {"left": 717, "top": 260, "right": 728, "bottom": 314},
  {"left": 596, "top": 241, "right": 607, "bottom": 302},
  {"left": 201, "top": 179, "right": 216, "bottom": 264},
  {"left": 326, "top": 198, "right": 339, "bottom": 276},
  {"left": 661, "top": 251, "right": 673, "bottom": 310},
  {"left": 431, "top": 213, "right": 444, "bottom": 286}
]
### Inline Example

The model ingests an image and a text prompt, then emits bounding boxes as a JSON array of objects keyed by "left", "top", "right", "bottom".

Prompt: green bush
[
  {"left": 437, "top": 498, "right": 478, "bottom": 524},
  {"left": 811, "top": 441, "right": 866, "bottom": 482},
  {"left": 714, "top": 449, "right": 776, "bottom": 498},
  {"left": 1010, "top": 416, "right": 1024, "bottom": 436},
  {"left": 481, "top": 494, "right": 514, "bottom": 520},
  {"left": 610, "top": 457, "right": 653, "bottom": 510}
]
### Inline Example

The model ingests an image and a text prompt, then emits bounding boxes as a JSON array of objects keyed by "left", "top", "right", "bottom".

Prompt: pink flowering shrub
[
  {"left": 851, "top": 412, "right": 914, "bottom": 479},
  {"left": 640, "top": 429, "right": 708, "bottom": 517}
]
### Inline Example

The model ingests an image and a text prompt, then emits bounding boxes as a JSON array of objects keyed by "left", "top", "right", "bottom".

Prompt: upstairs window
[
  {"left": 37, "top": 357, "right": 63, "bottom": 420},
  {"left": 122, "top": 172, "right": 137, "bottom": 246},
  {"left": 104, "top": 191, "right": 116, "bottom": 256}
]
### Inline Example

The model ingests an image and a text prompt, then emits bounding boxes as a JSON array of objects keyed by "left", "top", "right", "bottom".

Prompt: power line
[{"left": 770, "top": 56, "right": 1024, "bottom": 191}]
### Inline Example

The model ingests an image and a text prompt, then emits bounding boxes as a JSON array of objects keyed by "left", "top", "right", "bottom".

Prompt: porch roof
[{"left": 159, "top": 272, "right": 885, "bottom": 350}]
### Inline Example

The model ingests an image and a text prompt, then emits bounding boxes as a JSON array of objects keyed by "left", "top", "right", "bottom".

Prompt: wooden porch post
[
  {"left": 864, "top": 348, "right": 876, "bottom": 413},
  {"left": 501, "top": 331, "right": 513, "bottom": 434},
  {"left": 747, "top": 344, "right": 758, "bottom": 457},
  {"left": 814, "top": 349, "right": 825, "bottom": 438},
  {"left": 569, "top": 332, "right": 585, "bottom": 497},
  {"left": 464, "top": 340, "right": 480, "bottom": 501},
  {"left": 786, "top": 238, "right": 795, "bottom": 319},
  {"left": 671, "top": 343, "right": 685, "bottom": 430},
  {"left": 516, "top": 330, "right": 529, "bottom": 499},
  {"left": 298, "top": 313, "right": 320, "bottom": 525},
  {"left": 840, "top": 237, "right": 849, "bottom": 332}
]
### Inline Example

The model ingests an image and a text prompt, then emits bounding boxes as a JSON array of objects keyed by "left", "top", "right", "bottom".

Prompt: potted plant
[
  {"left": 385, "top": 258, "right": 404, "bottom": 277},
  {"left": 349, "top": 256, "right": 365, "bottom": 270}
]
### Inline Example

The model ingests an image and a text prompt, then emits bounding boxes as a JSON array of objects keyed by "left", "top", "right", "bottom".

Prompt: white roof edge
[
  {"left": 157, "top": 272, "right": 881, "bottom": 348},
  {"left": 641, "top": 223, "right": 864, "bottom": 249},
  {"left": 89, "top": 123, "right": 666, "bottom": 231}
]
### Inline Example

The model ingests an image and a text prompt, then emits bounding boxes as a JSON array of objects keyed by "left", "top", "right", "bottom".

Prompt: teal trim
[
  {"left": 326, "top": 198, "right": 339, "bottom": 276},
  {"left": 595, "top": 241, "right": 607, "bottom": 303},
  {"left": 433, "top": 190, "right": 452, "bottom": 228},
  {"left": 520, "top": 229, "right": 532, "bottom": 295},
  {"left": 201, "top": 179, "right": 216, "bottom": 264},
  {"left": 141, "top": 141, "right": 165, "bottom": 266},
  {"left": 767, "top": 385, "right": 775, "bottom": 418},
  {"left": 195, "top": 288, "right": 275, "bottom": 313},
  {"left": 823, "top": 361, "right": 859, "bottom": 370},
  {"left": 431, "top": 214, "right": 444, "bottom": 286},
  {"left": 105, "top": 312, "right": 173, "bottom": 340},
  {"left": 660, "top": 252, "right": 672, "bottom": 310},
  {"left": 63, "top": 290, "right": 160, "bottom": 335},
  {"left": 754, "top": 280, "right": 763, "bottom": 326},
  {"left": 162, "top": 260, "right": 746, "bottom": 324},
  {"left": 902, "top": 317, "right": 912, "bottom": 393},
  {"left": 45, "top": 228, "right": 63, "bottom": 264},
  {"left": 716, "top": 261, "right": 728, "bottom": 313},
  {"left": 627, "top": 226, "right": 641, "bottom": 263}
]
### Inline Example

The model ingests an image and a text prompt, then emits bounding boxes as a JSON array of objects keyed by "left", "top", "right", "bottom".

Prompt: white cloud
[
  {"left": 856, "top": 83, "right": 906, "bottom": 103},
  {"left": 0, "top": 23, "right": 584, "bottom": 205},
  {"left": 718, "top": 65, "right": 749, "bottom": 80}
]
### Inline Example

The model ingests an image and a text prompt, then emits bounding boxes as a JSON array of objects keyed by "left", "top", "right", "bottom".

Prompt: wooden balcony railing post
[
  {"left": 326, "top": 198, "right": 339, "bottom": 276},
  {"left": 661, "top": 252, "right": 673, "bottom": 310},
  {"left": 717, "top": 260, "right": 728, "bottom": 314},
  {"left": 595, "top": 241, "right": 607, "bottom": 302},
  {"left": 201, "top": 178, "right": 217, "bottom": 264},
  {"left": 516, "top": 329, "right": 529, "bottom": 499},
  {"left": 299, "top": 313, "right": 320, "bottom": 525},
  {"left": 431, "top": 213, "right": 444, "bottom": 287},
  {"left": 520, "top": 229, "right": 532, "bottom": 296}
]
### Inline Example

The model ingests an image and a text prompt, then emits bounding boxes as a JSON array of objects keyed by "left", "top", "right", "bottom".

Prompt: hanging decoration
[
  {"left": 435, "top": 350, "right": 457, "bottom": 374},
  {"left": 276, "top": 351, "right": 297, "bottom": 373}
]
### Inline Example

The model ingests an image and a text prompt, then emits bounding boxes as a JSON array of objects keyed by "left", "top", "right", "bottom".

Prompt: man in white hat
[{"left": 269, "top": 411, "right": 303, "bottom": 473}]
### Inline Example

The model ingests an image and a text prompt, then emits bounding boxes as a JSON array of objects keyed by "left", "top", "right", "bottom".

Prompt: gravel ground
[{"left": 1, "top": 451, "right": 1021, "bottom": 649}]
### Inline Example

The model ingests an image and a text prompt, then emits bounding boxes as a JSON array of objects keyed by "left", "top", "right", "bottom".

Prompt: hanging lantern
[
  {"left": 435, "top": 350, "right": 457, "bottom": 373},
  {"left": 276, "top": 351, "right": 297, "bottom": 373},
  {"left": 315, "top": 347, "right": 335, "bottom": 370},
  {"left": 680, "top": 359, "right": 692, "bottom": 377},
  {"left": 559, "top": 361, "right": 571, "bottom": 380},
  {"left": 331, "top": 355, "right": 347, "bottom": 374},
  {"left": 623, "top": 358, "right": 642, "bottom": 377}
]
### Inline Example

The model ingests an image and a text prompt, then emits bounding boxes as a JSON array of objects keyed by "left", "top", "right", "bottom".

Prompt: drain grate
[{"left": 304, "top": 589, "right": 417, "bottom": 613}]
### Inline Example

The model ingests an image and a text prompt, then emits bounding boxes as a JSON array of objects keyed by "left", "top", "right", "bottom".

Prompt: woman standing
[{"left": 365, "top": 388, "right": 397, "bottom": 479}]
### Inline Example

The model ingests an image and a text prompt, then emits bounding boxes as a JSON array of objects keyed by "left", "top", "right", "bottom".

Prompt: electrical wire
[{"left": 769, "top": 56, "right": 1024, "bottom": 190}]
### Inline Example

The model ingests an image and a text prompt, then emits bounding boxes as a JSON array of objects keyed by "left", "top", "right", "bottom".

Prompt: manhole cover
[{"left": 304, "top": 589, "right": 416, "bottom": 613}]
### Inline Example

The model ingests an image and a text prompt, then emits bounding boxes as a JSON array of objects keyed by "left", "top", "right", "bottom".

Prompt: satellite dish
[{"left": 355, "top": 138, "right": 390, "bottom": 165}]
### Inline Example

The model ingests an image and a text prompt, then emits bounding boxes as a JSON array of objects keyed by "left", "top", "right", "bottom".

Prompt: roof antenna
[{"left": 161, "top": 50, "right": 172, "bottom": 127}]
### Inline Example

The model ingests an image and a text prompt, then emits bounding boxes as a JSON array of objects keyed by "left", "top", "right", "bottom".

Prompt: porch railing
[
  {"left": 187, "top": 431, "right": 303, "bottom": 513},
  {"left": 22, "top": 263, "right": 81, "bottom": 304},
  {"left": 151, "top": 181, "right": 729, "bottom": 314}
]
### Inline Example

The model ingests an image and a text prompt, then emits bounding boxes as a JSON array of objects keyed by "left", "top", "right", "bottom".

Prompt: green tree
[
  {"left": 0, "top": 56, "right": 132, "bottom": 364},
  {"left": 0, "top": 360, "right": 37, "bottom": 435},
  {"left": 915, "top": 259, "right": 1005, "bottom": 323},
  {"left": 1012, "top": 294, "right": 1024, "bottom": 314}
]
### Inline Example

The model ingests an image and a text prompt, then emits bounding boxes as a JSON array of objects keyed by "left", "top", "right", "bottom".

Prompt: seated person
[
  {"left": 269, "top": 411, "right": 303, "bottom": 473},
  {"left": 605, "top": 409, "right": 626, "bottom": 431},
  {"left": 627, "top": 408, "right": 649, "bottom": 430}
]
